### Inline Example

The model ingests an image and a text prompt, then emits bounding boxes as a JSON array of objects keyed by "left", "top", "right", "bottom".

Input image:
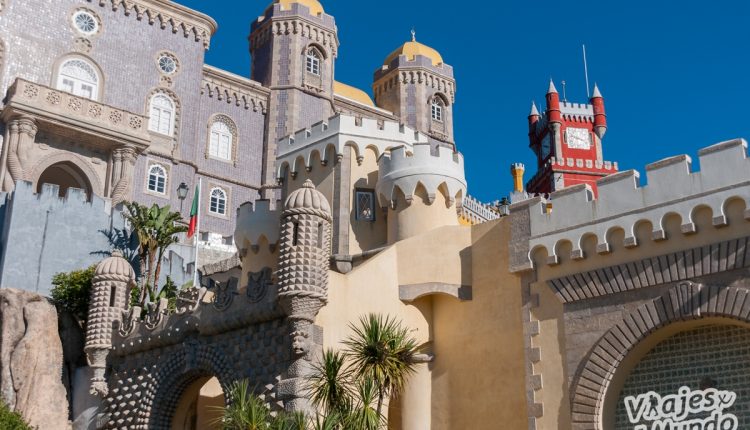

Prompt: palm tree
[
  {"left": 308, "top": 349, "right": 352, "bottom": 417},
  {"left": 343, "top": 314, "right": 419, "bottom": 418},
  {"left": 123, "top": 202, "right": 186, "bottom": 306},
  {"left": 213, "top": 379, "right": 273, "bottom": 430},
  {"left": 344, "top": 377, "right": 384, "bottom": 430}
]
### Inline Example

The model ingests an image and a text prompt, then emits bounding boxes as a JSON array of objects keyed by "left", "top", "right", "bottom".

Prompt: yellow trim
[
  {"left": 267, "top": 0, "right": 324, "bottom": 16},
  {"left": 384, "top": 41, "right": 444, "bottom": 66},
  {"left": 333, "top": 81, "right": 375, "bottom": 107}
]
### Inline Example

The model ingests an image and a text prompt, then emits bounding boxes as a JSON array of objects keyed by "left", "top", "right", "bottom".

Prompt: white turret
[{"left": 377, "top": 143, "right": 467, "bottom": 243}]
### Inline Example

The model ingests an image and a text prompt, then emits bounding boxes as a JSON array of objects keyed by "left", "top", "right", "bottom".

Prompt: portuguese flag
[{"left": 187, "top": 185, "right": 199, "bottom": 238}]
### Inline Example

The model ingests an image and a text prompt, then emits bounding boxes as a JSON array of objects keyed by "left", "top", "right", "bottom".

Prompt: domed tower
[
  {"left": 276, "top": 180, "right": 332, "bottom": 413},
  {"left": 377, "top": 144, "right": 467, "bottom": 243},
  {"left": 251, "top": 1, "right": 340, "bottom": 196},
  {"left": 374, "top": 32, "right": 456, "bottom": 145},
  {"left": 84, "top": 251, "right": 136, "bottom": 396}
]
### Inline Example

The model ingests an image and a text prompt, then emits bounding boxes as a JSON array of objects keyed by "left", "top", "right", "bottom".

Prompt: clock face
[{"left": 565, "top": 127, "right": 592, "bottom": 150}]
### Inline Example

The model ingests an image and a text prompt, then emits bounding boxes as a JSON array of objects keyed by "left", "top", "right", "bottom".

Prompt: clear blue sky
[{"left": 181, "top": 0, "right": 750, "bottom": 203}]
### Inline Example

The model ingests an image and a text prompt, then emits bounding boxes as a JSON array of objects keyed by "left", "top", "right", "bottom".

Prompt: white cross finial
[{"left": 411, "top": 28, "right": 416, "bottom": 42}]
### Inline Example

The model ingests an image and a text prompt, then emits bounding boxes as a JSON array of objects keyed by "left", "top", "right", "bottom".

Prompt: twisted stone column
[
  {"left": 110, "top": 146, "right": 136, "bottom": 204},
  {"left": 2, "top": 117, "right": 37, "bottom": 191}
]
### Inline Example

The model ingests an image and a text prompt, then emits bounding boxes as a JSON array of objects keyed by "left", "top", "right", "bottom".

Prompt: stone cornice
[
  {"left": 374, "top": 67, "right": 457, "bottom": 103},
  {"left": 548, "top": 235, "right": 750, "bottom": 303},
  {"left": 201, "top": 65, "right": 269, "bottom": 113},
  {"left": 250, "top": 15, "right": 339, "bottom": 56},
  {"left": 88, "top": 0, "right": 218, "bottom": 49}
]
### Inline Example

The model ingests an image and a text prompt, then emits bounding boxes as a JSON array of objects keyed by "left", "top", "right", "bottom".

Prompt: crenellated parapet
[
  {"left": 376, "top": 143, "right": 466, "bottom": 208},
  {"left": 516, "top": 138, "right": 750, "bottom": 268},
  {"left": 275, "top": 114, "right": 428, "bottom": 178},
  {"left": 234, "top": 199, "right": 281, "bottom": 257}
]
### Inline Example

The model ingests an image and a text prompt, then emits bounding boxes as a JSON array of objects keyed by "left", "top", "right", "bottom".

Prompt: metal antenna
[
  {"left": 562, "top": 80, "right": 567, "bottom": 102},
  {"left": 583, "top": 44, "right": 591, "bottom": 98},
  {"left": 411, "top": 28, "right": 416, "bottom": 42}
]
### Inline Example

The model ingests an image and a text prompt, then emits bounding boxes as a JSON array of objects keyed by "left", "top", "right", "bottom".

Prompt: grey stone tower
[
  {"left": 373, "top": 33, "right": 457, "bottom": 145},
  {"left": 249, "top": 1, "right": 339, "bottom": 197},
  {"left": 84, "top": 251, "right": 136, "bottom": 396},
  {"left": 276, "top": 180, "right": 332, "bottom": 413}
]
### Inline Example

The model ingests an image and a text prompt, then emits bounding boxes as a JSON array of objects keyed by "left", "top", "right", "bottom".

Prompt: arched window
[
  {"left": 209, "top": 187, "right": 227, "bottom": 215},
  {"left": 148, "top": 94, "right": 175, "bottom": 136},
  {"left": 147, "top": 165, "right": 167, "bottom": 194},
  {"left": 56, "top": 58, "right": 99, "bottom": 100},
  {"left": 305, "top": 48, "right": 321, "bottom": 76},
  {"left": 209, "top": 118, "right": 234, "bottom": 161},
  {"left": 431, "top": 97, "right": 445, "bottom": 122}
]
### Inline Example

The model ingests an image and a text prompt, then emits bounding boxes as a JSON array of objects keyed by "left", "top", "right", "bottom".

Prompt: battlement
[
  {"left": 560, "top": 102, "right": 594, "bottom": 121},
  {"left": 234, "top": 199, "right": 281, "bottom": 256},
  {"left": 517, "top": 139, "right": 750, "bottom": 267},
  {"left": 376, "top": 143, "right": 466, "bottom": 207},
  {"left": 460, "top": 195, "right": 500, "bottom": 224},
  {"left": 276, "top": 114, "right": 428, "bottom": 178}
]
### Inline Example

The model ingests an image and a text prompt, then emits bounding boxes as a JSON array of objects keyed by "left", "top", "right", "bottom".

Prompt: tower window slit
[
  {"left": 317, "top": 223, "right": 324, "bottom": 248},
  {"left": 109, "top": 286, "right": 117, "bottom": 307},
  {"left": 292, "top": 222, "right": 299, "bottom": 246}
]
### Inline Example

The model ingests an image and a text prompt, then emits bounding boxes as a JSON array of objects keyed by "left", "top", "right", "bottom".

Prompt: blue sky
[{"left": 181, "top": 0, "right": 750, "bottom": 203}]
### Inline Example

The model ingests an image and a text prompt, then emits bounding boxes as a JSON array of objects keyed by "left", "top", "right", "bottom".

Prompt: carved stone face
[{"left": 292, "top": 334, "right": 309, "bottom": 356}]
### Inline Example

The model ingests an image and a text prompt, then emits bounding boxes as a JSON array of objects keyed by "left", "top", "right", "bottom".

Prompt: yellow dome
[
  {"left": 333, "top": 81, "right": 374, "bottom": 107},
  {"left": 268, "top": 0, "right": 324, "bottom": 16},
  {"left": 384, "top": 40, "right": 444, "bottom": 66}
]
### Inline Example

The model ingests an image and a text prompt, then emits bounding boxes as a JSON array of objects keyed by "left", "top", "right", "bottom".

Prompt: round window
[
  {"left": 72, "top": 11, "right": 98, "bottom": 36},
  {"left": 158, "top": 55, "right": 178, "bottom": 75}
]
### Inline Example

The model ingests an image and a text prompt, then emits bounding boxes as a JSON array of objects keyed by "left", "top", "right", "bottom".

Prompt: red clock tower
[{"left": 525, "top": 80, "right": 617, "bottom": 195}]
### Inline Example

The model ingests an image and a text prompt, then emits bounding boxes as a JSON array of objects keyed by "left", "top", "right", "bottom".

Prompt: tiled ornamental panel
[{"left": 614, "top": 324, "right": 750, "bottom": 429}]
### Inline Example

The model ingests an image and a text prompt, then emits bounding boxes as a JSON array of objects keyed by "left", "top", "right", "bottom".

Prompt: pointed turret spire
[
  {"left": 547, "top": 79, "right": 558, "bottom": 94},
  {"left": 592, "top": 83, "right": 603, "bottom": 98},
  {"left": 529, "top": 101, "right": 539, "bottom": 116}
]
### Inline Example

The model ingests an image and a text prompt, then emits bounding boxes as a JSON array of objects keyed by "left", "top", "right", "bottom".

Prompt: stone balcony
[{"left": 2, "top": 78, "right": 150, "bottom": 151}]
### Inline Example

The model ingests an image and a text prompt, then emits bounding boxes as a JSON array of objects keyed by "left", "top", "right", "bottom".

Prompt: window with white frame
[
  {"left": 209, "top": 119, "right": 233, "bottom": 161},
  {"left": 305, "top": 48, "right": 321, "bottom": 76},
  {"left": 431, "top": 97, "right": 445, "bottom": 122},
  {"left": 355, "top": 190, "right": 375, "bottom": 221},
  {"left": 56, "top": 59, "right": 99, "bottom": 100},
  {"left": 148, "top": 93, "right": 175, "bottom": 136},
  {"left": 147, "top": 165, "right": 167, "bottom": 194},
  {"left": 209, "top": 187, "right": 227, "bottom": 216}
]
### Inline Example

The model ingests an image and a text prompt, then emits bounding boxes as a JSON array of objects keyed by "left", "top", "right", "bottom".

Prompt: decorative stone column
[
  {"left": 2, "top": 116, "right": 37, "bottom": 191},
  {"left": 400, "top": 353, "right": 434, "bottom": 430},
  {"left": 110, "top": 146, "right": 136, "bottom": 204},
  {"left": 276, "top": 180, "right": 332, "bottom": 414},
  {"left": 84, "top": 251, "right": 136, "bottom": 396}
]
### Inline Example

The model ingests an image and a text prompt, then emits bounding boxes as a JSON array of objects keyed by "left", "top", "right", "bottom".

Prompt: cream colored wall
[
  {"left": 196, "top": 377, "right": 224, "bottom": 430},
  {"left": 315, "top": 219, "right": 528, "bottom": 429},
  {"left": 171, "top": 377, "right": 223, "bottom": 430},
  {"left": 348, "top": 146, "right": 387, "bottom": 254},
  {"left": 387, "top": 188, "right": 459, "bottom": 244}
]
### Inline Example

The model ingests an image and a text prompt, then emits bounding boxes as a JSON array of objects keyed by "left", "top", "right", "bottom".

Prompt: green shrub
[
  {"left": 0, "top": 402, "right": 32, "bottom": 430},
  {"left": 50, "top": 265, "right": 96, "bottom": 322}
]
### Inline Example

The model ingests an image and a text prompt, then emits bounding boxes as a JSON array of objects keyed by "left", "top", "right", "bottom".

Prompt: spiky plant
[
  {"left": 343, "top": 314, "right": 419, "bottom": 417},
  {"left": 344, "top": 377, "right": 384, "bottom": 430},
  {"left": 212, "top": 379, "right": 272, "bottom": 430},
  {"left": 307, "top": 349, "right": 352, "bottom": 416}
]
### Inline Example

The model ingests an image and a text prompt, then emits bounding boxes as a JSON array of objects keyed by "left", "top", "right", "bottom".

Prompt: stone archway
[
  {"left": 570, "top": 282, "right": 750, "bottom": 430},
  {"left": 36, "top": 161, "right": 92, "bottom": 200},
  {"left": 137, "top": 341, "right": 239, "bottom": 430}
]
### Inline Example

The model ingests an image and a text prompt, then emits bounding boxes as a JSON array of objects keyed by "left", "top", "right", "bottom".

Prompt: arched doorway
[
  {"left": 612, "top": 323, "right": 750, "bottom": 429},
  {"left": 171, "top": 376, "right": 225, "bottom": 430},
  {"left": 36, "top": 161, "right": 92, "bottom": 200}
]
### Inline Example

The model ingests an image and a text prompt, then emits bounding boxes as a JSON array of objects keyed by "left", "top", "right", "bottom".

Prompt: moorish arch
[
  {"left": 135, "top": 340, "right": 240, "bottom": 430},
  {"left": 570, "top": 282, "right": 750, "bottom": 430}
]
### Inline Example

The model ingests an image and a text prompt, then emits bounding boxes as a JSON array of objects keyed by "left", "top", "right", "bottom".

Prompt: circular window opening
[
  {"left": 73, "top": 11, "right": 98, "bottom": 36},
  {"left": 158, "top": 55, "right": 178, "bottom": 75}
]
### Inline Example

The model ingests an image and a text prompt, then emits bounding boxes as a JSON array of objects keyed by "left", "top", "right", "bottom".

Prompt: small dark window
[
  {"left": 356, "top": 190, "right": 376, "bottom": 221},
  {"left": 317, "top": 223, "right": 324, "bottom": 248},
  {"left": 292, "top": 222, "right": 299, "bottom": 246},
  {"left": 109, "top": 286, "right": 117, "bottom": 307}
]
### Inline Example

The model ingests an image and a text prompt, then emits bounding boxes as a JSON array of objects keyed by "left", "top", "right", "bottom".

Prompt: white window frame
[
  {"left": 306, "top": 48, "right": 321, "bottom": 76},
  {"left": 209, "top": 120, "right": 233, "bottom": 161},
  {"left": 209, "top": 187, "right": 228, "bottom": 216},
  {"left": 72, "top": 10, "right": 99, "bottom": 36},
  {"left": 431, "top": 98, "right": 444, "bottom": 122},
  {"left": 147, "top": 165, "right": 167, "bottom": 195},
  {"left": 148, "top": 93, "right": 175, "bottom": 136},
  {"left": 56, "top": 58, "right": 100, "bottom": 101}
]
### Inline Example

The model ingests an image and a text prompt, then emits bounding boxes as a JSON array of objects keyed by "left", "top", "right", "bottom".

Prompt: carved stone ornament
[
  {"left": 212, "top": 278, "right": 238, "bottom": 311},
  {"left": 247, "top": 267, "right": 272, "bottom": 303},
  {"left": 175, "top": 287, "right": 206, "bottom": 314}
]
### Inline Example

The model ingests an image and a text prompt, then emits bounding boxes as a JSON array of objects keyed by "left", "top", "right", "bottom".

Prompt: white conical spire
[
  {"left": 529, "top": 101, "right": 539, "bottom": 116},
  {"left": 592, "top": 83, "right": 603, "bottom": 98},
  {"left": 547, "top": 79, "right": 558, "bottom": 94}
]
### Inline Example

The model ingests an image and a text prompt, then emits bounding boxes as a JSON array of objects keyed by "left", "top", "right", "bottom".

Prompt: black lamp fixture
[
  {"left": 498, "top": 197, "right": 510, "bottom": 217},
  {"left": 177, "top": 182, "right": 189, "bottom": 211}
]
